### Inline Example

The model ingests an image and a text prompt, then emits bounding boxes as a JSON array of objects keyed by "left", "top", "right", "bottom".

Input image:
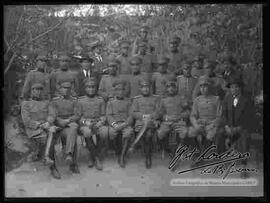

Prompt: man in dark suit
[
  {"left": 222, "top": 77, "right": 257, "bottom": 179},
  {"left": 76, "top": 55, "right": 95, "bottom": 96}
]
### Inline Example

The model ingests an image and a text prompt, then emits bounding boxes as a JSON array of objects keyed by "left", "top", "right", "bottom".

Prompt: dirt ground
[{"left": 5, "top": 144, "right": 264, "bottom": 197}]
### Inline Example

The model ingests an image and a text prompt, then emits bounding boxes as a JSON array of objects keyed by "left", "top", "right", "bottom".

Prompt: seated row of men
[{"left": 21, "top": 72, "right": 256, "bottom": 179}]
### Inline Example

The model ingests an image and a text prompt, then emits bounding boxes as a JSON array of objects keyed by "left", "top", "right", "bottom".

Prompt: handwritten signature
[{"left": 168, "top": 144, "right": 257, "bottom": 179}]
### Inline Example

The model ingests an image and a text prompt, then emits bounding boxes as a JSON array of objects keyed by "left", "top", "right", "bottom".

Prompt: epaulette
[
  {"left": 78, "top": 95, "right": 87, "bottom": 100},
  {"left": 52, "top": 96, "right": 62, "bottom": 100},
  {"left": 71, "top": 96, "right": 78, "bottom": 100},
  {"left": 152, "top": 94, "right": 160, "bottom": 97},
  {"left": 133, "top": 95, "right": 142, "bottom": 99},
  {"left": 177, "top": 75, "right": 184, "bottom": 78}
]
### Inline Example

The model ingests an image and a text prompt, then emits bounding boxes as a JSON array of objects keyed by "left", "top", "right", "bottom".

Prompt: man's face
[
  {"left": 59, "top": 59, "right": 69, "bottom": 70},
  {"left": 167, "top": 85, "right": 177, "bottom": 96},
  {"left": 140, "top": 30, "right": 148, "bottom": 39},
  {"left": 108, "top": 65, "right": 117, "bottom": 75},
  {"left": 223, "top": 60, "right": 232, "bottom": 71},
  {"left": 121, "top": 47, "right": 129, "bottom": 56},
  {"left": 81, "top": 61, "right": 91, "bottom": 70},
  {"left": 59, "top": 86, "right": 71, "bottom": 97},
  {"left": 141, "top": 85, "right": 150, "bottom": 96},
  {"left": 31, "top": 88, "right": 43, "bottom": 99},
  {"left": 183, "top": 67, "right": 191, "bottom": 77},
  {"left": 158, "top": 63, "right": 167, "bottom": 73},
  {"left": 230, "top": 84, "right": 241, "bottom": 97},
  {"left": 204, "top": 67, "right": 214, "bottom": 76},
  {"left": 85, "top": 85, "right": 97, "bottom": 96},
  {"left": 131, "top": 63, "right": 141, "bottom": 74},
  {"left": 115, "top": 85, "right": 125, "bottom": 99},
  {"left": 95, "top": 47, "right": 102, "bottom": 55},
  {"left": 169, "top": 42, "right": 178, "bottom": 52},
  {"left": 200, "top": 84, "right": 209, "bottom": 95},
  {"left": 138, "top": 46, "right": 147, "bottom": 55},
  {"left": 36, "top": 60, "right": 47, "bottom": 72}
]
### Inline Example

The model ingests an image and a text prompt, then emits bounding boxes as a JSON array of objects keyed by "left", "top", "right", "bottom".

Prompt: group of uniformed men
[{"left": 20, "top": 25, "right": 259, "bottom": 179}]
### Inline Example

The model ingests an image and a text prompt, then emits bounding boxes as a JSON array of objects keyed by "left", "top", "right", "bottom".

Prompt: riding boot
[
  {"left": 119, "top": 138, "right": 129, "bottom": 168},
  {"left": 144, "top": 137, "right": 152, "bottom": 169},
  {"left": 85, "top": 137, "right": 96, "bottom": 168},
  {"left": 50, "top": 164, "right": 61, "bottom": 179},
  {"left": 114, "top": 135, "right": 122, "bottom": 164}
]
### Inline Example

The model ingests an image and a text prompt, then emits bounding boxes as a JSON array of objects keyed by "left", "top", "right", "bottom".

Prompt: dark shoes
[
  {"left": 70, "top": 164, "right": 80, "bottom": 174},
  {"left": 44, "top": 156, "right": 54, "bottom": 166},
  {"left": 95, "top": 158, "right": 103, "bottom": 171},
  {"left": 145, "top": 157, "right": 152, "bottom": 169},
  {"left": 50, "top": 166, "right": 61, "bottom": 179},
  {"left": 88, "top": 158, "right": 95, "bottom": 168},
  {"left": 65, "top": 154, "right": 73, "bottom": 165},
  {"left": 119, "top": 156, "right": 126, "bottom": 168}
]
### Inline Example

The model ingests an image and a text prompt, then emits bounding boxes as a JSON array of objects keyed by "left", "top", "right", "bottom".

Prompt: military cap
[
  {"left": 58, "top": 53, "right": 71, "bottom": 61},
  {"left": 169, "top": 35, "right": 181, "bottom": 43},
  {"left": 36, "top": 53, "right": 47, "bottom": 61},
  {"left": 198, "top": 76, "right": 212, "bottom": 86},
  {"left": 137, "top": 41, "right": 148, "bottom": 47},
  {"left": 79, "top": 54, "right": 94, "bottom": 63},
  {"left": 112, "top": 79, "right": 126, "bottom": 88},
  {"left": 31, "top": 83, "right": 44, "bottom": 90},
  {"left": 221, "top": 54, "right": 237, "bottom": 65},
  {"left": 84, "top": 77, "right": 98, "bottom": 87},
  {"left": 119, "top": 40, "right": 131, "bottom": 48},
  {"left": 182, "top": 60, "right": 192, "bottom": 69},
  {"left": 157, "top": 55, "right": 170, "bottom": 64},
  {"left": 140, "top": 24, "right": 149, "bottom": 32},
  {"left": 130, "top": 56, "right": 142, "bottom": 65},
  {"left": 90, "top": 41, "right": 102, "bottom": 50},
  {"left": 139, "top": 77, "right": 151, "bottom": 87},
  {"left": 59, "top": 81, "right": 72, "bottom": 88},
  {"left": 203, "top": 60, "right": 216, "bottom": 70},
  {"left": 166, "top": 75, "right": 177, "bottom": 87},
  {"left": 214, "top": 64, "right": 225, "bottom": 75},
  {"left": 107, "top": 58, "right": 120, "bottom": 67},
  {"left": 226, "top": 76, "right": 244, "bottom": 88}
]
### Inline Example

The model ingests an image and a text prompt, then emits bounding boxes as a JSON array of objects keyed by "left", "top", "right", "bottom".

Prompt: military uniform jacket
[
  {"left": 106, "top": 97, "right": 132, "bottom": 125},
  {"left": 49, "top": 96, "right": 79, "bottom": 125},
  {"left": 191, "top": 67, "right": 205, "bottom": 79},
  {"left": 123, "top": 73, "right": 150, "bottom": 98},
  {"left": 159, "top": 95, "right": 190, "bottom": 121},
  {"left": 98, "top": 75, "right": 129, "bottom": 100},
  {"left": 21, "top": 99, "right": 52, "bottom": 138},
  {"left": 21, "top": 70, "right": 50, "bottom": 100},
  {"left": 152, "top": 72, "right": 175, "bottom": 97},
  {"left": 192, "top": 76, "right": 225, "bottom": 100},
  {"left": 50, "top": 70, "right": 79, "bottom": 97},
  {"left": 76, "top": 96, "right": 106, "bottom": 125},
  {"left": 191, "top": 95, "right": 222, "bottom": 123},
  {"left": 167, "top": 51, "right": 183, "bottom": 74},
  {"left": 116, "top": 55, "right": 132, "bottom": 75},
  {"left": 131, "top": 95, "right": 160, "bottom": 120},
  {"left": 135, "top": 53, "right": 156, "bottom": 74},
  {"left": 177, "top": 75, "right": 197, "bottom": 100}
]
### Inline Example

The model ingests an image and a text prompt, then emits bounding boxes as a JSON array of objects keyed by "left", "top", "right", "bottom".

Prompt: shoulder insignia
[
  {"left": 133, "top": 95, "right": 142, "bottom": 99},
  {"left": 52, "top": 96, "right": 62, "bottom": 100},
  {"left": 177, "top": 75, "right": 184, "bottom": 78},
  {"left": 71, "top": 96, "right": 78, "bottom": 100},
  {"left": 78, "top": 95, "right": 87, "bottom": 100}
]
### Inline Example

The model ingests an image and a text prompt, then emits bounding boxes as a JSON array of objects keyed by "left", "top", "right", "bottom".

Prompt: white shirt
[
  {"left": 233, "top": 96, "right": 239, "bottom": 107},
  {"left": 83, "top": 69, "right": 90, "bottom": 77}
]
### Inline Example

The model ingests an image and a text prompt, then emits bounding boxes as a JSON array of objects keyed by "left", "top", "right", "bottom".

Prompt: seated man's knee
[
  {"left": 98, "top": 126, "right": 109, "bottom": 140},
  {"left": 122, "top": 127, "right": 134, "bottom": 139},
  {"left": 80, "top": 126, "right": 92, "bottom": 138}
]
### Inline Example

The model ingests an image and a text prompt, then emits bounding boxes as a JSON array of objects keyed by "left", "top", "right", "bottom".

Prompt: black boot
[
  {"left": 85, "top": 137, "right": 96, "bottom": 168},
  {"left": 119, "top": 138, "right": 129, "bottom": 168},
  {"left": 114, "top": 136, "right": 122, "bottom": 164},
  {"left": 95, "top": 157, "right": 103, "bottom": 171},
  {"left": 162, "top": 137, "right": 174, "bottom": 158},
  {"left": 144, "top": 137, "right": 152, "bottom": 169},
  {"left": 70, "top": 163, "right": 80, "bottom": 174},
  {"left": 50, "top": 165, "right": 61, "bottom": 179}
]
